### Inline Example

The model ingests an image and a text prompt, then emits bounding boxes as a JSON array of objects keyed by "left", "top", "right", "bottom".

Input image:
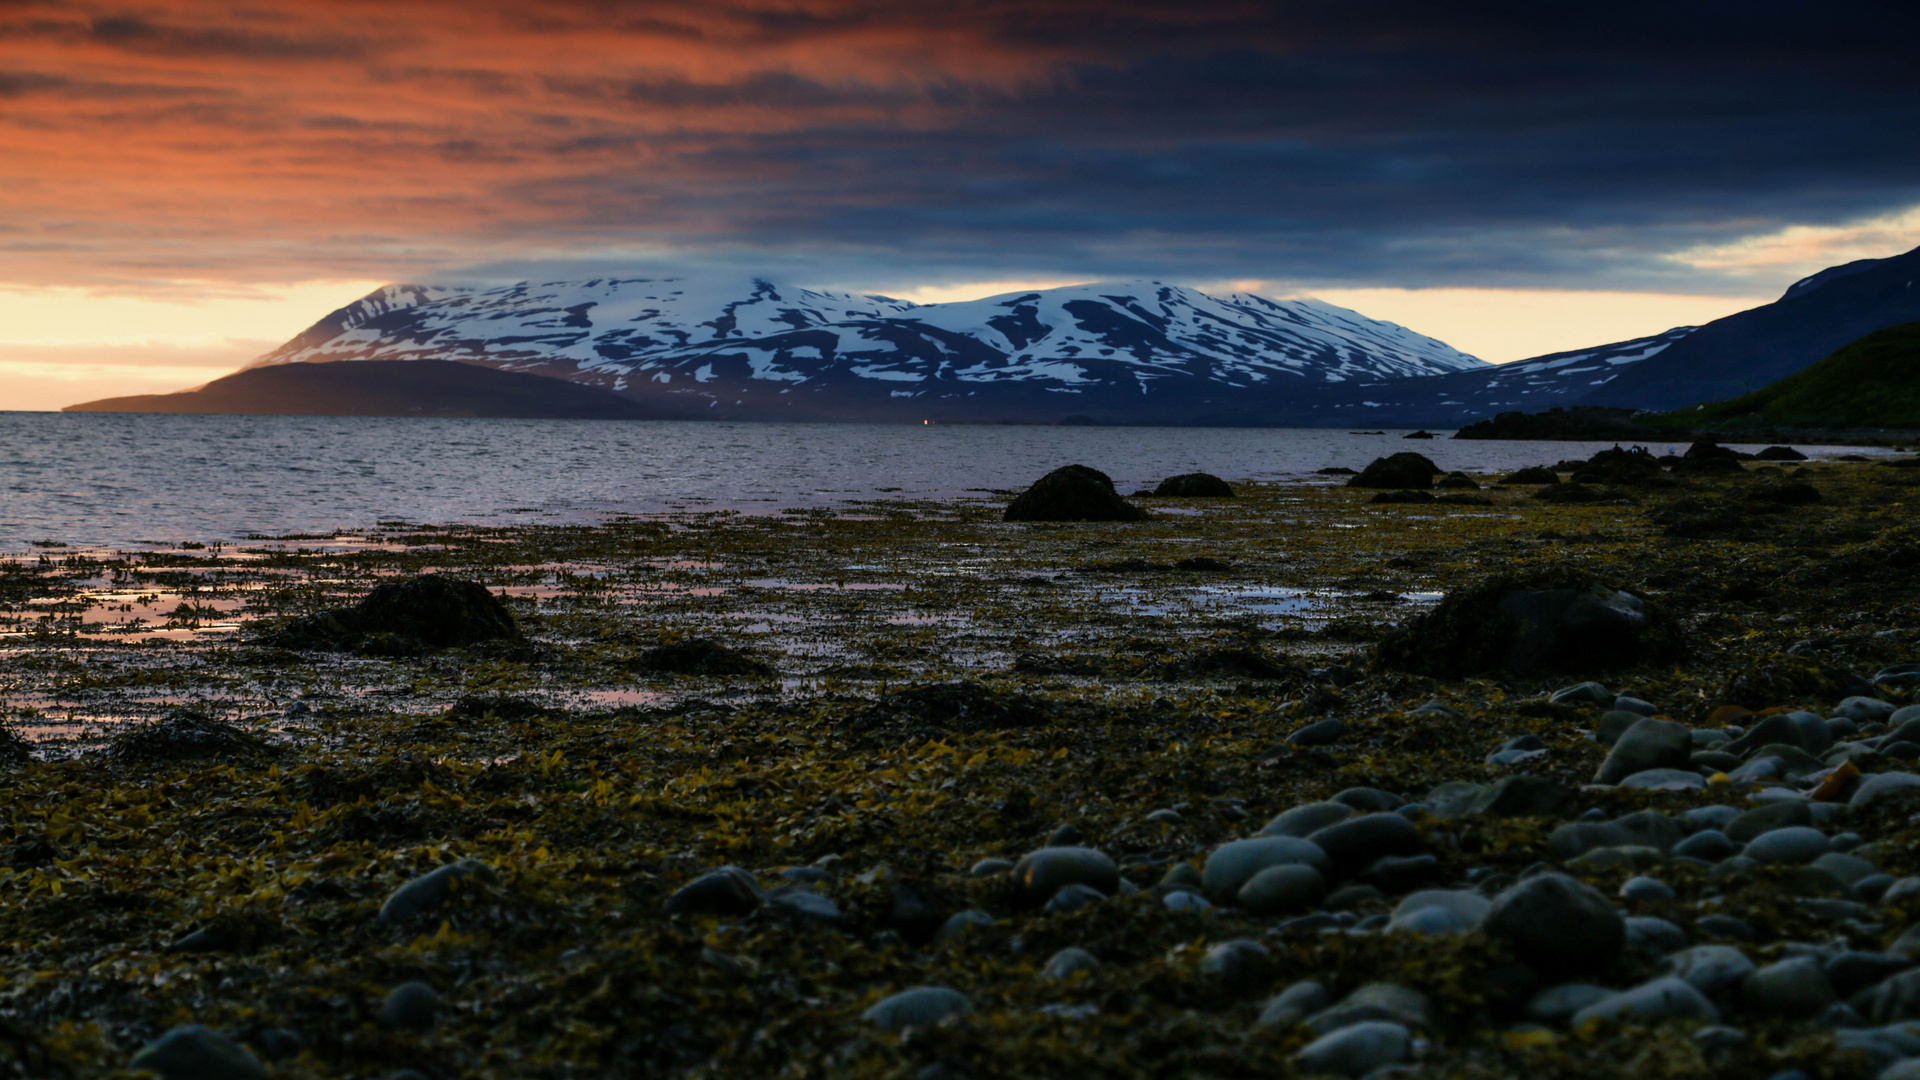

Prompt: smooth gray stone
[
  {"left": 1854, "top": 773, "right": 1920, "bottom": 812},
  {"left": 1289, "top": 718, "right": 1350, "bottom": 746},
  {"left": 1787, "top": 710, "right": 1835, "bottom": 754},
  {"left": 1811, "top": 802, "right": 1852, "bottom": 828},
  {"left": 1160, "top": 862, "right": 1203, "bottom": 891},
  {"left": 1826, "top": 952, "right": 1915, "bottom": 997},
  {"left": 769, "top": 887, "right": 842, "bottom": 921},
  {"left": 1663, "top": 944, "right": 1756, "bottom": 995},
  {"left": 1739, "top": 956, "right": 1836, "bottom": 1017},
  {"left": 1331, "top": 787, "right": 1404, "bottom": 813},
  {"left": 380, "top": 859, "right": 499, "bottom": 923},
  {"left": 1547, "top": 821, "right": 1632, "bottom": 859},
  {"left": 970, "top": 858, "right": 1014, "bottom": 877},
  {"left": 1614, "top": 696, "right": 1657, "bottom": 716},
  {"left": 1691, "top": 1025, "right": 1747, "bottom": 1057},
  {"left": 1837, "top": 696, "right": 1898, "bottom": 723},
  {"left": 1458, "top": 775, "right": 1577, "bottom": 818},
  {"left": 1572, "top": 976, "right": 1718, "bottom": 1028},
  {"left": 1163, "top": 890, "right": 1212, "bottom": 913},
  {"left": 1832, "top": 830, "right": 1866, "bottom": 852},
  {"left": 377, "top": 982, "right": 438, "bottom": 1032},
  {"left": 1613, "top": 810, "right": 1684, "bottom": 853},
  {"left": 1710, "top": 855, "right": 1760, "bottom": 882},
  {"left": 1391, "top": 888, "right": 1490, "bottom": 929},
  {"left": 863, "top": 986, "right": 973, "bottom": 1030},
  {"left": 1749, "top": 785, "right": 1813, "bottom": 804},
  {"left": 1626, "top": 916, "right": 1688, "bottom": 957},
  {"left": 1855, "top": 968, "right": 1920, "bottom": 1023},
  {"left": 1487, "top": 748, "right": 1548, "bottom": 766},
  {"left": 1696, "top": 914, "right": 1758, "bottom": 941},
  {"left": 1814, "top": 851, "right": 1880, "bottom": 886},
  {"left": 1041, "top": 946, "right": 1100, "bottom": 980},
  {"left": 1745, "top": 826, "right": 1830, "bottom": 864},
  {"left": 1891, "top": 924, "right": 1920, "bottom": 958},
  {"left": 1012, "top": 847, "right": 1119, "bottom": 907},
  {"left": 1259, "top": 802, "right": 1352, "bottom": 838},
  {"left": 1257, "top": 980, "right": 1330, "bottom": 1028},
  {"left": 1620, "top": 875, "right": 1676, "bottom": 902},
  {"left": 1483, "top": 872, "right": 1624, "bottom": 978},
  {"left": 1883, "top": 877, "right": 1920, "bottom": 906},
  {"left": 1724, "top": 714, "right": 1809, "bottom": 756},
  {"left": 1595, "top": 710, "right": 1645, "bottom": 748},
  {"left": 1527, "top": 983, "right": 1612, "bottom": 1023},
  {"left": 1411, "top": 700, "right": 1461, "bottom": 716},
  {"left": 1045, "top": 883, "right": 1106, "bottom": 914},
  {"left": 1892, "top": 702, "right": 1920, "bottom": 725},
  {"left": 1819, "top": 1001, "right": 1868, "bottom": 1027},
  {"left": 1726, "top": 801, "right": 1812, "bottom": 843},
  {"left": 1307, "top": 813, "right": 1424, "bottom": 878},
  {"left": 1048, "top": 823, "right": 1083, "bottom": 845},
  {"left": 128, "top": 1026, "right": 266, "bottom": 1080},
  {"left": 1594, "top": 718, "right": 1692, "bottom": 784},
  {"left": 1550, "top": 682, "right": 1611, "bottom": 706},
  {"left": 1390, "top": 905, "right": 1467, "bottom": 935},
  {"left": 1203, "top": 836, "right": 1330, "bottom": 894},
  {"left": 1238, "top": 863, "right": 1326, "bottom": 916},
  {"left": 1692, "top": 728, "right": 1731, "bottom": 748},
  {"left": 1293, "top": 1020, "right": 1411, "bottom": 1078},
  {"left": 935, "top": 909, "right": 994, "bottom": 941},
  {"left": 1304, "top": 983, "right": 1432, "bottom": 1033},
  {"left": 1727, "top": 756, "right": 1786, "bottom": 784},
  {"left": 1881, "top": 1057, "right": 1920, "bottom": 1080},
  {"left": 1681, "top": 804, "right": 1739, "bottom": 832},
  {"left": 1674, "top": 829, "right": 1737, "bottom": 862},
  {"left": 1619, "top": 768, "right": 1706, "bottom": 791},
  {"left": 1199, "top": 938, "right": 1273, "bottom": 996},
  {"left": 780, "top": 866, "right": 830, "bottom": 884},
  {"left": 1692, "top": 750, "right": 1744, "bottom": 773},
  {"left": 1858, "top": 874, "right": 1896, "bottom": 902}
]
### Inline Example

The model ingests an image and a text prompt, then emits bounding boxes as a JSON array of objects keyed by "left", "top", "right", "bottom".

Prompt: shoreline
[{"left": 1, "top": 459, "right": 1918, "bottom": 1076}]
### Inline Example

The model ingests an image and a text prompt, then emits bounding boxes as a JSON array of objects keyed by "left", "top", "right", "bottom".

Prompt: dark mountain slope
[
  {"left": 64, "top": 360, "right": 683, "bottom": 419},
  {"left": 1646, "top": 322, "right": 1920, "bottom": 431}
]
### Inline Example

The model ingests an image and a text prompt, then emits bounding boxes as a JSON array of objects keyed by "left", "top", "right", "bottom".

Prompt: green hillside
[{"left": 1644, "top": 321, "right": 1920, "bottom": 431}]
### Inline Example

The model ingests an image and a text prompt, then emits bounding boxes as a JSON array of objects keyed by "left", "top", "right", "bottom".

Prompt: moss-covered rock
[{"left": 1004, "top": 465, "right": 1149, "bottom": 522}]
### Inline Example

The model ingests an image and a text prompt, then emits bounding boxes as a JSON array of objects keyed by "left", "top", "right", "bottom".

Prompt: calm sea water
[{"left": 0, "top": 411, "right": 1881, "bottom": 551}]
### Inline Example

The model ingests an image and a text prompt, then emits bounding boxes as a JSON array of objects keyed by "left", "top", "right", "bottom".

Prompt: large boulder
[
  {"left": 1374, "top": 568, "right": 1685, "bottom": 679},
  {"left": 1483, "top": 872, "right": 1625, "bottom": 978},
  {"left": 1346, "top": 452, "right": 1441, "bottom": 490},
  {"left": 260, "top": 574, "right": 519, "bottom": 653},
  {"left": 1153, "top": 472, "right": 1235, "bottom": 497},
  {"left": 1004, "top": 465, "right": 1149, "bottom": 522}
]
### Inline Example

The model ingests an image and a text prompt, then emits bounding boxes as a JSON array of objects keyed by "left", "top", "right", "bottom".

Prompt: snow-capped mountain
[{"left": 247, "top": 275, "right": 1485, "bottom": 422}]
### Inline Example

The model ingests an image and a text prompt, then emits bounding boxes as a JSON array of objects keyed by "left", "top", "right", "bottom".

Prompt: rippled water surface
[{"left": 0, "top": 411, "right": 1880, "bottom": 550}]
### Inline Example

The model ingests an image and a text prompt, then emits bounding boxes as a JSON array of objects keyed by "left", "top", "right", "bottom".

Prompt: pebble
[
  {"left": 1305, "top": 983, "right": 1432, "bottom": 1033},
  {"left": 1482, "top": 873, "right": 1624, "bottom": 978},
  {"left": 1257, "top": 980, "right": 1330, "bottom": 1028},
  {"left": 379, "top": 859, "right": 499, "bottom": 924},
  {"left": 1160, "top": 862, "right": 1203, "bottom": 891},
  {"left": 1455, "top": 775, "right": 1577, "bottom": 818},
  {"left": 1854, "top": 969, "right": 1920, "bottom": 1022},
  {"left": 1044, "top": 883, "right": 1106, "bottom": 914},
  {"left": 1047, "top": 823, "right": 1083, "bottom": 845},
  {"left": 769, "top": 887, "right": 842, "bottom": 921},
  {"left": 1664, "top": 945, "right": 1757, "bottom": 994},
  {"left": 1163, "top": 890, "right": 1211, "bottom": 913},
  {"left": 1697, "top": 913, "right": 1759, "bottom": 940},
  {"left": 1198, "top": 939, "right": 1273, "bottom": 996},
  {"left": 1388, "top": 905, "right": 1467, "bottom": 936},
  {"left": 1144, "top": 809, "right": 1183, "bottom": 826},
  {"left": 1814, "top": 851, "right": 1880, "bottom": 886},
  {"left": 1745, "top": 826, "right": 1830, "bottom": 864},
  {"left": 1674, "top": 829, "right": 1737, "bottom": 862},
  {"left": 1237, "top": 864, "right": 1326, "bottom": 916},
  {"left": 1201, "top": 836, "right": 1330, "bottom": 894},
  {"left": 377, "top": 982, "right": 439, "bottom": 1032},
  {"left": 1012, "top": 847, "right": 1119, "bottom": 907},
  {"left": 1692, "top": 1025, "right": 1748, "bottom": 1057},
  {"left": 1837, "top": 696, "right": 1898, "bottom": 722},
  {"left": 1828, "top": 953, "right": 1918, "bottom": 998},
  {"left": 1727, "top": 801, "right": 1811, "bottom": 843},
  {"left": 863, "top": 986, "right": 973, "bottom": 1030},
  {"left": 1619, "top": 768, "right": 1706, "bottom": 791},
  {"left": 1550, "top": 682, "right": 1611, "bottom": 706},
  {"left": 935, "top": 910, "right": 994, "bottom": 942},
  {"left": 1288, "top": 718, "right": 1349, "bottom": 746},
  {"left": 1739, "top": 957, "right": 1837, "bottom": 1018},
  {"left": 1594, "top": 710, "right": 1645, "bottom": 748},
  {"left": 1527, "top": 983, "right": 1612, "bottom": 1023},
  {"left": 1411, "top": 700, "right": 1461, "bottom": 716},
  {"left": 1626, "top": 916, "right": 1689, "bottom": 957},
  {"left": 1307, "top": 813, "right": 1424, "bottom": 879},
  {"left": 1391, "top": 888, "right": 1489, "bottom": 928},
  {"left": 1614, "top": 696, "right": 1658, "bottom": 716},
  {"left": 128, "top": 1026, "right": 267, "bottom": 1080},
  {"left": 1041, "top": 946, "right": 1100, "bottom": 980},
  {"left": 1331, "top": 787, "right": 1404, "bottom": 813},
  {"left": 1572, "top": 976, "right": 1719, "bottom": 1028},
  {"left": 969, "top": 858, "right": 1014, "bottom": 877},
  {"left": 779, "top": 866, "right": 830, "bottom": 884},
  {"left": 664, "top": 866, "right": 765, "bottom": 918},
  {"left": 1853, "top": 773, "right": 1920, "bottom": 812},
  {"left": 1593, "top": 718, "right": 1692, "bottom": 784},
  {"left": 1258, "top": 801, "right": 1352, "bottom": 838},
  {"left": 1682, "top": 804, "right": 1739, "bottom": 832},
  {"left": 1293, "top": 1021, "right": 1411, "bottom": 1078},
  {"left": 1883, "top": 877, "right": 1920, "bottom": 905}
]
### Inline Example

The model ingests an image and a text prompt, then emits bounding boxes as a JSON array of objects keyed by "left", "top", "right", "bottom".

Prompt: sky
[{"left": 3, "top": 0, "right": 1919, "bottom": 409}]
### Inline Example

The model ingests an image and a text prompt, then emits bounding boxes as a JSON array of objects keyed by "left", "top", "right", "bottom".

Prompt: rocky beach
[{"left": 4, "top": 446, "right": 1920, "bottom": 1079}]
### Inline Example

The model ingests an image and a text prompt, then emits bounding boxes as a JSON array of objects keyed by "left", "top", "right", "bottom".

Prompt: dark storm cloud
[{"left": 3, "top": 0, "right": 1918, "bottom": 291}]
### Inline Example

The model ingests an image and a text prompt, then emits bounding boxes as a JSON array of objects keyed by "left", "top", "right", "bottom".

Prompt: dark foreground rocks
[
  {"left": 1346, "top": 452, "right": 1441, "bottom": 490},
  {"left": 258, "top": 573, "right": 519, "bottom": 655},
  {"left": 1374, "top": 568, "right": 1686, "bottom": 678},
  {"left": 1004, "top": 465, "right": 1150, "bottom": 522},
  {"left": 1151, "top": 473, "right": 1235, "bottom": 497}
]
